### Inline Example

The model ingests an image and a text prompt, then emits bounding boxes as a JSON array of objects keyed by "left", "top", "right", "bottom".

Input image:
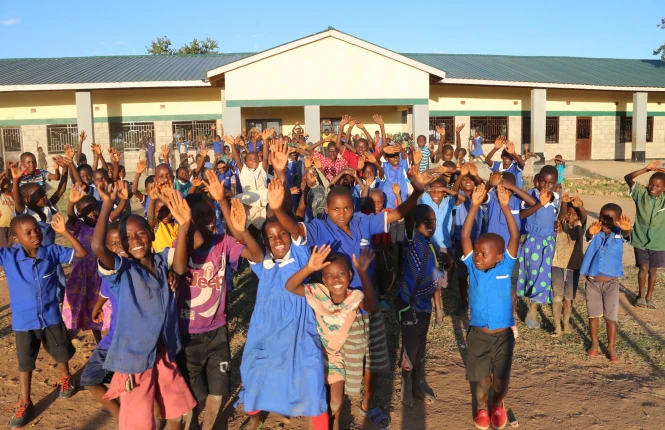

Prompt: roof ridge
[
  {"left": 401, "top": 52, "right": 657, "bottom": 61},
  {"left": 0, "top": 53, "right": 257, "bottom": 61}
]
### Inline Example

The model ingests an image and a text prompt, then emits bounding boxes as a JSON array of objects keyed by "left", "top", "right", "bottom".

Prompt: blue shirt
[
  {"left": 523, "top": 189, "right": 559, "bottom": 237},
  {"left": 580, "top": 228, "right": 627, "bottom": 278},
  {"left": 220, "top": 169, "right": 242, "bottom": 194},
  {"left": 463, "top": 250, "right": 516, "bottom": 329},
  {"left": 175, "top": 179, "right": 192, "bottom": 195},
  {"left": 0, "top": 245, "right": 75, "bottom": 331},
  {"left": 454, "top": 191, "right": 485, "bottom": 242},
  {"left": 472, "top": 137, "right": 484, "bottom": 157},
  {"left": 419, "top": 145, "right": 431, "bottom": 173},
  {"left": 302, "top": 212, "right": 388, "bottom": 290},
  {"left": 97, "top": 280, "right": 118, "bottom": 350},
  {"left": 486, "top": 190, "right": 522, "bottom": 248},
  {"left": 555, "top": 164, "right": 565, "bottom": 184},
  {"left": 98, "top": 249, "right": 181, "bottom": 375},
  {"left": 213, "top": 140, "right": 223, "bottom": 156},
  {"left": 380, "top": 158, "right": 409, "bottom": 209},
  {"left": 419, "top": 193, "right": 455, "bottom": 249},
  {"left": 491, "top": 161, "right": 523, "bottom": 189}
]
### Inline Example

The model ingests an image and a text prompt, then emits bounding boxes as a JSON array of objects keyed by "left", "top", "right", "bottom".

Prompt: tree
[
  {"left": 655, "top": 18, "right": 665, "bottom": 60},
  {"left": 146, "top": 37, "right": 220, "bottom": 55}
]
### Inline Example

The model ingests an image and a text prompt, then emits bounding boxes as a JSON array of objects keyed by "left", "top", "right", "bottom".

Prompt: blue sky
[{"left": 1, "top": 0, "right": 663, "bottom": 59}]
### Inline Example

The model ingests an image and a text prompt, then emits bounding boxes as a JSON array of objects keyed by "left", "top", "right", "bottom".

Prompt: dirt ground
[{"left": 1, "top": 193, "right": 664, "bottom": 429}]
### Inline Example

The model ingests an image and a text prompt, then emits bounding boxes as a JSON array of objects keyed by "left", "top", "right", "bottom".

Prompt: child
[
  {"left": 131, "top": 159, "right": 155, "bottom": 217},
  {"left": 460, "top": 183, "right": 520, "bottom": 430},
  {"left": 92, "top": 186, "right": 196, "bottom": 430},
  {"left": 174, "top": 166, "right": 192, "bottom": 195},
  {"left": 485, "top": 137, "right": 525, "bottom": 189},
  {"left": 624, "top": 161, "right": 665, "bottom": 309},
  {"left": 148, "top": 187, "right": 179, "bottom": 253},
  {"left": 469, "top": 130, "right": 485, "bottom": 163},
  {"left": 554, "top": 155, "right": 565, "bottom": 191},
  {"left": 61, "top": 184, "right": 126, "bottom": 343},
  {"left": 37, "top": 147, "right": 47, "bottom": 171},
  {"left": 80, "top": 221, "right": 126, "bottom": 420},
  {"left": 517, "top": 165, "right": 559, "bottom": 329},
  {"left": 551, "top": 194, "right": 587, "bottom": 336},
  {"left": 2, "top": 213, "right": 87, "bottom": 428},
  {"left": 239, "top": 169, "right": 328, "bottom": 430},
  {"left": 521, "top": 144, "right": 542, "bottom": 191},
  {"left": 18, "top": 151, "right": 60, "bottom": 189},
  {"left": 363, "top": 187, "right": 395, "bottom": 312},
  {"left": 397, "top": 204, "right": 450, "bottom": 407},
  {"left": 581, "top": 203, "right": 632, "bottom": 362},
  {"left": 0, "top": 172, "right": 15, "bottom": 248},
  {"left": 285, "top": 246, "right": 379, "bottom": 430}
]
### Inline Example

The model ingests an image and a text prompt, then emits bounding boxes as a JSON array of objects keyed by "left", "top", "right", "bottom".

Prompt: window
[
  {"left": 1, "top": 127, "right": 22, "bottom": 153},
  {"left": 246, "top": 119, "right": 282, "bottom": 135},
  {"left": 428, "top": 117, "right": 455, "bottom": 144},
  {"left": 647, "top": 116, "right": 654, "bottom": 143},
  {"left": 470, "top": 117, "right": 508, "bottom": 142},
  {"left": 172, "top": 120, "right": 217, "bottom": 149},
  {"left": 321, "top": 118, "right": 341, "bottom": 134},
  {"left": 546, "top": 117, "right": 559, "bottom": 143},
  {"left": 47, "top": 124, "right": 78, "bottom": 154},
  {"left": 619, "top": 116, "right": 632, "bottom": 143},
  {"left": 109, "top": 122, "right": 155, "bottom": 152},
  {"left": 522, "top": 116, "right": 531, "bottom": 145}
]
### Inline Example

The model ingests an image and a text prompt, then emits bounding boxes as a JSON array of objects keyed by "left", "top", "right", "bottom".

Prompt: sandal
[
  {"left": 361, "top": 406, "right": 391, "bottom": 429},
  {"left": 607, "top": 354, "right": 621, "bottom": 363},
  {"left": 586, "top": 348, "right": 598, "bottom": 358},
  {"left": 635, "top": 297, "right": 648, "bottom": 308},
  {"left": 647, "top": 300, "right": 656, "bottom": 310}
]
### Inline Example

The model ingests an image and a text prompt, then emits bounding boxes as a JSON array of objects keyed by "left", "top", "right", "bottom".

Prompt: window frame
[
  {"left": 172, "top": 120, "right": 217, "bottom": 149},
  {"left": 46, "top": 124, "right": 79, "bottom": 154},
  {"left": 469, "top": 116, "right": 509, "bottom": 143},
  {"left": 109, "top": 122, "right": 155, "bottom": 152}
]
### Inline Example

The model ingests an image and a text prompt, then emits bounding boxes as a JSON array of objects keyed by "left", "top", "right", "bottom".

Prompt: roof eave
[
  {"left": 439, "top": 78, "right": 665, "bottom": 92},
  {"left": 0, "top": 80, "right": 210, "bottom": 92}
]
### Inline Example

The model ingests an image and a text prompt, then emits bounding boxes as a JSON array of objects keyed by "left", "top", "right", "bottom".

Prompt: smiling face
[
  {"left": 461, "top": 175, "right": 475, "bottom": 192},
  {"left": 565, "top": 206, "right": 580, "bottom": 226},
  {"left": 106, "top": 229, "right": 127, "bottom": 257},
  {"left": 320, "top": 257, "right": 353, "bottom": 303},
  {"left": 191, "top": 199, "right": 216, "bottom": 235},
  {"left": 442, "top": 147, "right": 454, "bottom": 162},
  {"left": 93, "top": 170, "right": 109, "bottom": 192},
  {"left": 79, "top": 166, "right": 93, "bottom": 185},
  {"left": 386, "top": 154, "right": 400, "bottom": 167},
  {"left": 368, "top": 189, "right": 384, "bottom": 214},
  {"left": 327, "top": 145, "right": 338, "bottom": 161},
  {"left": 472, "top": 235, "right": 504, "bottom": 271},
  {"left": 417, "top": 135, "right": 426, "bottom": 148},
  {"left": 177, "top": 168, "right": 190, "bottom": 182},
  {"left": 13, "top": 218, "right": 43, "bottom": 251},
  {"left": 501, "top": 155, "right": 512, "bottom": 168},
  {"left": 265, "top": 221, "right": 291, "bottom": 259},
  {"left": 325, "top": 193, "right": 354, "bottom": 229},
  {"left": 21, "top": 153, "right": 37, "bottom": 174},
  {"left": 355, "top": 140, "right": 368, "bottom": 155},
  {"left": 155, "top": 164, "right": 174, "bottom": 187},
  {"left": 415, "top": 206, "right": 436, "bottom": 239},
  {"left": 428, "top": 182, "right": 446, "bottom": 204},
  {"left": 124, "top": 217, "right": 153, "bottom": 259},
  {"left": 648, "top": 176, "right": 665, "bottom": 198},
  {"left": 245, "top": 153, "right": 259, "bottom": 169}
]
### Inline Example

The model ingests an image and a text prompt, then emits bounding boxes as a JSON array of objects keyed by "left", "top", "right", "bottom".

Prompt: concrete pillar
[
  {"left": 412, "top": 104, "right": 429, "bottom": 141},
  {"left": 530, "top": 88, "right": 546, "bottom": 162},
  {"left": 632, "top": 92, "right": 648, "bottom": 162},
  {"left": 405, "top": 108, "right": 413, "bottom": 134},
  {"left": 75, "top": 91, "right": 94, "bottom": 164},
  {"left": 221, "top": 89, "right": 241, "bottom": 136},
  {"left": 304, "top": 105, "right": 321, "bottom": 143}
]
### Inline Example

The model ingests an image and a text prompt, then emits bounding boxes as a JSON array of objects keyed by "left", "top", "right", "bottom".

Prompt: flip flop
[
  {"left": 635, "top": 297, "right": 648, "bottom": 308},
  {"left": 360, "top": 406, "right": 392, "bottom": 429},
  {"left": 607, "top": 354, "right": 621, "bottom": 363},
  {"left": 647, "top": 300, "right": 657, "bottom": 310},
  {"left": 586, "top": 348, "right": 598, "bottom": 358}
]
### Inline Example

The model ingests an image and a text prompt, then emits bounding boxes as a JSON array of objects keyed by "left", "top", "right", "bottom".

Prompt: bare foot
[{"left": 402, "top": 371, "right": 414, "bottom": 407}]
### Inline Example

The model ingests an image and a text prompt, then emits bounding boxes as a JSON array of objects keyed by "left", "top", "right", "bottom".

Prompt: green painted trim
[
  {"left": 430, "top": 110, "right": 526, "bottom": 117},
  {"left": 0, "top": 117, "right": 76, "bottom": 126},
  {"left": 227, "top": 98, "right": 428, "bottom": 107},
  {"left": 97, "top": 114, "right": 222, "bottom": 123}
]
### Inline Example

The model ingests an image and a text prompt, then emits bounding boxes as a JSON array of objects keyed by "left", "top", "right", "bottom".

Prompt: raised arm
[
  {"left": 335, "top": 115, "right": 351, "bottom": 153},
  {"left": 505, "top": 141, "right": 525, "bottom": 169},
  {"left": 226, "top": 135, "right": 244, "bottom": 171},
  {"left": 559, "top": 192, "right": 572, "bottom": 223},
  {"left": 52, "top": 214, "right": 87, "bottom": 258},
  {"left": 503, "top": 180, "right": 537, "bottom": 207},
  {"left": 485, "top": 137, "right": 504, "bottom": 168},
  {"left": 285, "top": 244, "right": 332, "bottom": 296},
  {"left": 162, "top": 191, "right": 192, "bottom": 276},
  {"left": 77, "top": 131, "right": 87, "bottom": 165},
  {"left": 268, "top": 179, "right": 305, "bottom": 239},
  {"left": 496, "top": 185, "right": 520, "bottom": 257},
  {"left": 520, "top": 190, "right": 550, "bottom": 219},
  {"left": 572, "top": 196, "right": 588, "bottom": 226},
  {"left": 49, "top": 160, "right": 69, "bottom": 206},
  {"left": 193, "top": 148, "right": 207, "bottom": 178},
  {"left": 228, "top": 198, "right": 264, "bottom": 263},
  {"left": 91, "top": 187, "right": 118, "bottom": 269},
  {"left": 357, "top": 122, "right": 373, "bottom": 145},
  {"left": 625, "top": 161, "right": 662, "bottom": 188},
  {"left": 455, "top": 123, "right": 465, "bottom": 151},
  {"left": 132, "top": 159, "right": 147, "bottom": 203},
  {"left": 46, "top": 157, "right": 61, "bottom": 181},
  {"left": 434, "top": 125, "right": 446, "bottom": 163},
  {"left": 461, "top": 183, "right": 487, "bottom": 256},
  {"left": 10, "top": 163, "right": 24, "bottom": 213},
  {"left": 354, "top": 249, "right": 379, "bottom": 313},
  {"left": 373, "top": 114, "right": 386, "bottom": 154},
  {"left": 386, "top": 166, "right": 435, "bottom": 224},
  {"left": 261, "top": 128, "right": 272, "bottom": 172},
  {"left": 66, "top": 184, "right": 85, "bottom": 226}
]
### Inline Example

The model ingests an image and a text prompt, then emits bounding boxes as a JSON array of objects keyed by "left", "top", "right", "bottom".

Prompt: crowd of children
[{"left": 1, "top": 118, "right": 662, "bottom": 430}]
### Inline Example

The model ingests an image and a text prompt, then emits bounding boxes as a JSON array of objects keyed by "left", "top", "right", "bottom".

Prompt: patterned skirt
[{"left": 517, "top": 233, "right": 555, "bottom": 304}]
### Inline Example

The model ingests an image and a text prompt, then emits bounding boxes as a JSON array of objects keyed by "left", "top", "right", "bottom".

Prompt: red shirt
[
  {"left": 341, "top": 147, "right": 360, "bottom": 170},
  {"left": 312, "top": 151, "right": 349, "bottom": 181}
]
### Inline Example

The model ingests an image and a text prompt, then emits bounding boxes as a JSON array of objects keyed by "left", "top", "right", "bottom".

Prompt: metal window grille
[
  {"left": 109, "top": 122, "right": 155, "bottom": 152},
  {"left": 577, "top": 118, "right": 592, "bottom": 139},
  {"left": 321, "top": 118, "right": 341, "bottom": 135},
  {"left": 647, "top": 116, "right": 654, "bottom": 143},
  {"left": 546, "top": 117, "right": 559, "bottom": 143},
  {"left": 619, "top": 116, "right": 632, "bottom": 143},
  {"left": 172, "top": 120, "right": 217, "bottom": 149},
  {"left": 522, "top": 117, "right": 531, "bottom": 145},
  {"left": 245, "top": 119, "right": 283, "bottom": 135},
  {"left": 47, "top": 124, "right": 78, "bottom": 154},
  {"left": 428, "top": 117, "right": 455, "bottom": 144},
  {"left": 1, "top": 127, "right": 23, "bottom": 152},
  {"left": 470, "top": 117, "right": 508, "bottom": 142}
]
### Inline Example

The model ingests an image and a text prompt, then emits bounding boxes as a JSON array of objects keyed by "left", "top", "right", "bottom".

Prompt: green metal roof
[
  {"left": 0, "top": 53, "right": 253, "bottom": 85},
  {"left": 403, "top": 53, "right": 665, "bottom": 87}
]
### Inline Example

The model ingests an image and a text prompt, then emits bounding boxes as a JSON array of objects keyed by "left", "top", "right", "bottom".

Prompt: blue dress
[
  {"left": 238, "top": 238, "right": 327, "bottom": 417},
  {"left": 146, "top": 142, "right": 155, "bottom": 169}
]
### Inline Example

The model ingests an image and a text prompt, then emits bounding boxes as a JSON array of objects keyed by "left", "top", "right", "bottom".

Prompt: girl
[
  {"left": 238, "top": 175, "right": 328, "bottom": 430},
  {"left": 61, "top": 183, "right": 127, "bottom": 343},
  {"left": 148, "top": 186, "right": 179, "bottom": 252},
  {"left": 285, "top": 246, "right": 379, "bottom": 430},
  {"left": 91, "top": 183, "right": 196, "bottom": 430},
  {"left": 0, "top": 170, "right": 15, "bottom": 248},
  {"left": 297, "top": 159, "right": 329, "bottom": 221},
  {"left": 517, "top": 165, "right": 559, "bottom": 329}
]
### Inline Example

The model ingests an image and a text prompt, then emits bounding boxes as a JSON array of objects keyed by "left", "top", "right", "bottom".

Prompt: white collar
[{"left": 262, "top": 249, "right": 295, "bottom": 269}]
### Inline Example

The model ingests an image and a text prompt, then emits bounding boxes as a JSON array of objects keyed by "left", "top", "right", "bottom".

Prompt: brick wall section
[
  {"left": 647, "top": 116, "right": 665, "bottom": 159},
  {"left": 508, "top": 116, "right": 522, "bottom": 148},
  {"left": 18, "top": 125, "right": 47, "bottom": 161},
  {"left": 93, "top": 122, "right": 110, "bottom": 147},
  {"left": 590, "top": 116, "right": 631, "bottom": 161},
  {"left": 549, "top": 116, "right": 576, "bottom": 161},
  {"left": 454, "top": 115, "right": 470, "bottom": 151}
]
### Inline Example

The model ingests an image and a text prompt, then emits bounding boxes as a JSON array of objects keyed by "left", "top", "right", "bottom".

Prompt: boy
[
  {"left": 460, "top": 184, "right": 519, "bottom": 430},
  {"left": 581, "top": 203, "right": 632, "bottom": 362},
  {"left": 397, "top": 204, "right": 450, "bottom": 407},
  {"left": 625, "top": 160, "right": 665, "bottom": 309},
  {"left": 2, "top": 214, "right": 87, "bottom": 428},
  {"left": 485, "top": 137, "right": 525, "bottom": 189},
  {"left": 18, "top": 151, "right": 60, "bottom": 189},
  {"left": 554, "top": 155, "right": 565, "bottom": 191},
  {"left": 37, "top": 147, "right": 47, "bottom": 171}
]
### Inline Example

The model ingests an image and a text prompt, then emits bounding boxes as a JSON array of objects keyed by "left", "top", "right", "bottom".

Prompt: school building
[{"left": 1, "top": 27, "right": 665, "bottom": 168}]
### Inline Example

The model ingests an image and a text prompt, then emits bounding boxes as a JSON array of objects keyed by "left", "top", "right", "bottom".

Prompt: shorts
[
  {"left": 466, "top": 327, "right": 514, "bottom": 382},
  {"left": 585, "top": 276, "right": 621, "bottom": 322},
  {"left": 177, "top": 325, "right": 232, "bottom": 402},
  {"left": 16, "top": 322, "right": 76, "bottom": 372},
  {"left": 373, "top": 248, "right": 395, "bottom": 295},
  {"left": 342, "top": 312, "right": 390, "bottom": 395},
  {"left": 80, "top": 347, "right": 113, "bottom": 387},
  {"left": 390, "top": 219, "right": 405, "bottom": 244},
  {"left": 105, "top": 349, "right": 196, "bottom": 430},
  {"left": 395, "top": 295, "right": 431, "bottom": 370},
  {"left": 454, "top": 240, "right": 468, "bottom": 279},
  {"left": 634, "top": 248, "right": 665, "bottom": 269},
  {"left": 552, "top": 267, "right": 580, "bottom": 300}
]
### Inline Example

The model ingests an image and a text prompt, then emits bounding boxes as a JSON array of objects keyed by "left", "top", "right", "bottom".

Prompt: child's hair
[
  {"left": 20, "top": 183, "right": 42, "bottom": 205},
  {"left": 326, "top": 185, "right": 352, "bottom": 204},
  {"left": 442, "top": 144, "right": 454, "bottom": 153},
  {"left": 118, "top": 214, "right": 154, "bottom": 254},
  {"left": 77, "top": 163, "right": 92, "bottom": 174},
  {"left": 76, "top": 195, "right": 98, "bottom": 214},
  {"left": 176, "top": 166, "right": 189, "bottom": 177},
  {"left": 477, "top": 232, "right": 506, "bottom": 254},
  {"left": 215, "top": 160, "right": 224, "bottom": 167},
  {"left": 204, "top": 155, "right": 211, "bottom": 163},
  {"left": 94, "top": 168, "right": 110, "bottom": 180},
  {"left": 145, "top": 175, "right": 155, "bottom": 188},
  {"left": 325, "top": 252, "right": 352, "bottom": 273},
  {"left": 20, "top": 152, "right": 36, "bottom": 160},
  {"left": 414, "top": 204, "right": 433, "bottom": 223},
  {"left": 184, "top": 192, "right": 213, "bottom": 214},
  {"left": 10, "top": 214, "right": 38, "bottom": 236},
  {"left": 501, "top": 172, "right": 516, "bottom": 186},
  {"left": 568, "top": 204, "right": 583, "bottom": 219},
  {"left": 601, "top": 203, "right": 622, "bottom": 216},
  {"left": 260, "top": 215, "right": 282, "bottom": 250},
  {"left": 359, "top": 196, "right": 375, "bottom": 214},
  {"left": 501, "top": 149, "right": 511, "bottom": 159},
  {"left": 539, "top": 165, "right": 558, "bottom": 181},
  {"left": 442, "top": 160, "right": 457, "bottom": 171},
  {"left": 651, "top": 172, "right": 665, "bottom": 183},
  {"left": 37, "top": 146, "right": 43, "bottom": 152},
  {"left": 108, "top": 221, "right": 120, "bottom": 232}
]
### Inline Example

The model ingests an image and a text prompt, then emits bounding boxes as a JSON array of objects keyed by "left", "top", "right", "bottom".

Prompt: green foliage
[
  {"left": 146, "top": 37, "right": 220, "bottom": 55},
  {"left": 655, "top": 18, "right": 665, "bottom": 60}
]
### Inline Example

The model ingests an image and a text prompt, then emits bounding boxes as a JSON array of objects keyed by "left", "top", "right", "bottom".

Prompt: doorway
[
  {"left": 576, "top": 117, "right": 592, "bottom": 161},
  {"left": 246, "top": 119, "right": 282, "bottom": 134}
]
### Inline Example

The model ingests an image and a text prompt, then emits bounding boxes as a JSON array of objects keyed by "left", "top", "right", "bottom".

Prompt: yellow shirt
[
  {"left": 153, "top": 221, "right": 178, "bottom": 252},
  {"left": 0, "top": 194, "right": 15, "bottom": 228}
]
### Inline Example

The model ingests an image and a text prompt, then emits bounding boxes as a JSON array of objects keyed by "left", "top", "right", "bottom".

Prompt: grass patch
[{"left": 563, "top": 178, "right": 629, "bottom": 196}]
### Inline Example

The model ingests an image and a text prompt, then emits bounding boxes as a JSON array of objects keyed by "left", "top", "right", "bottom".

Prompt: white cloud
[{"left": 1, "top": 18, "right": 20, "bottom": 25}]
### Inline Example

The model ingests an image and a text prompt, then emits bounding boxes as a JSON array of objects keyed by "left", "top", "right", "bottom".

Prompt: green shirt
[{"left": 631, "top": 184, "right": 665, "bottom": 251}]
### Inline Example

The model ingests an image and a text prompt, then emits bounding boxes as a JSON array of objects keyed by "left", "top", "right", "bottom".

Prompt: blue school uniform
[
  {"left": 556, "top": 164, "right": 565, "bottom": 185},
  {"left": 302, "top": 212, "right": 388, "bottom": 289},
  {"left": 580, "top": 227, "right": 627, "bottom": 278},
  {"left": 453, "top": 191, "right": 485, "bottom": 242},
  {"left": 491, "top": 161, "right": 524, "bottom": 189},
  {"left": 517, "top": 189, "right": 559, "bottom": 304},
  {"left": 419, "top": 193, "right": 455, "bottom": 250},
  {"left": 380, "top": 158, "right": 409, "bottom": 209},
  {"left": 98, "top": 249, "right": 181, "bottom": 375},
  {"left": 239, "top": 238, "right": 327, "bottom": 417},
  {"left": 486, "top": 190, "right": 523, "bottom": 249}
]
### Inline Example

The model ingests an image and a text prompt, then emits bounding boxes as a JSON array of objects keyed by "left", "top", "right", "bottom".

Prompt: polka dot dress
[{"left": 517, "top": 233, "right": 555, "bottom": 304}]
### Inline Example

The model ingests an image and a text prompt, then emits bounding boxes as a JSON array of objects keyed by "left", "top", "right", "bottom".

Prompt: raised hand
[
  {"left": 9, "top": 162, "right": 23, "bottom": 180},
  {"left": 494, "top": 136, "right": 505, "bottom": 149},
  {"left": 391, "top": 183, "right": 401, "bottom": 196},
  {"left": 384, "top": 145, "right": 401, "bottom": 155},
  {"left": 204, "top": 170, "right": 225, "bottom": 201},
  {"left": 646, "top": 160, "right": 662, "bottom": 171},
  {"left": 307, "top": 244, "right": 332, "bottom": 271},
  {"left": 588, "top": 221, "right": 602, "bottom": 236},
  {"left": 97, "top": 182, "right": 117, "bottom": 203},
  {"left": 348, "top": 118, "right": 356, "bottom": 128},
  {"left": 456, "top": 123, "right": 465, "bottom": 133},
  {"left": 64, "top": 144, "right": 76, "bottom": 160},
  {"left": 435, "top": 125, "right": 446, "bottom": 138},
  {"left": 561, "top": 192, "right": 572, "bottom": 203},
  {"left": 615, "top": 215, "right": 632, "bottom": 232},
  {"left": 572, "top": 196, "right": 584, "bottom": 208},
  {"left": 356, "top": 122, "right": 365, "bottom": 130},
  {"left": 111, "top": 148, "right": 122, "bottom": 163},
  {"left": 312, "top": 157, "right": 322, "bottom": 170},
  {"left": 304, "top": 156, "right": 312, "bottom": 170},
  {"left": 270, "top": 139, "right": 289, "bottom": 171},
  {"left": 165, "top": 191, "right": 192, "bottom": 226},
  {"left": 229, "top": 198, "right": 247, "bottom": 232},
  {"left": 496, "top": 184, "right": 511, "bottom": 206},
  {"left": 267, "top": 178, "right": 285, "bottom": 210},
  {"left": 91, "top": 143, "right": 102, "bottom": 156},
  {"left": 409, "top": 165, "right": 437, "bottom": 193},
  {"left": 161, "top": 145, "right": 171, "bottom": 159},
  {"left": 222, "top": 135, "right": 235, "bottom": 145},
  {"left": 79, "top": 130, "right": 87, "bottom": 143},
  {"left": 505, "top": 141, "right": 515, "bottom": 154},
  {"left": 539, "top": 190, "right": 552, "bottom": 206},
  {"left": 116, "top": 180, "right": 129, "bottom": 201},
  {"left": 136, "top": 159, "right": 147, "bottom": 175},
  {"left": 191, "top": 177, "right": 204, "bottom": 190},
  {"left": 412, "top": 148, "right": 423, "bottom": 166},
  {"left": 372, "top": 114, "right": 384, "bottom": 126},
  {"left": 352, "top": 248, "right": 375, "bottom": 274},
  {"left": 471, "top": 183, "right": 487, "bottom": 206},
  {"left": 467, "top": 162, "right": 478, "bottom": 176},
  {"left": 199, "top": 147, "right": 208, "bottom": 160},
  {"left": 262, "top": 127, "right": 273, "bottom": 143},
  {"left": 489, "top": 171, "right": 503, "bottom": 187},
  {"left": 340, "top": 115, "right": 351, "bottom": 127},
  {"left": 364, "top": 152, "right": 377, "bottom": 164},
  {"left": 69, "top": 184, "right": 86, "bottom": 204},
  {"left": 460, "top": 163, "right": 470, "bottom": 176},
  {"left": 51, "top": 213, "right": 67, "bottom": 234}
]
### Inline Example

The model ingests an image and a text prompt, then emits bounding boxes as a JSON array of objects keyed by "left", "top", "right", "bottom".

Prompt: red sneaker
[
  {"left": 474, "top": 409, "right": 491, "bottom": 430},
  {"left": 491, "top": 402, "right": 507, "bottom": 430}
]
